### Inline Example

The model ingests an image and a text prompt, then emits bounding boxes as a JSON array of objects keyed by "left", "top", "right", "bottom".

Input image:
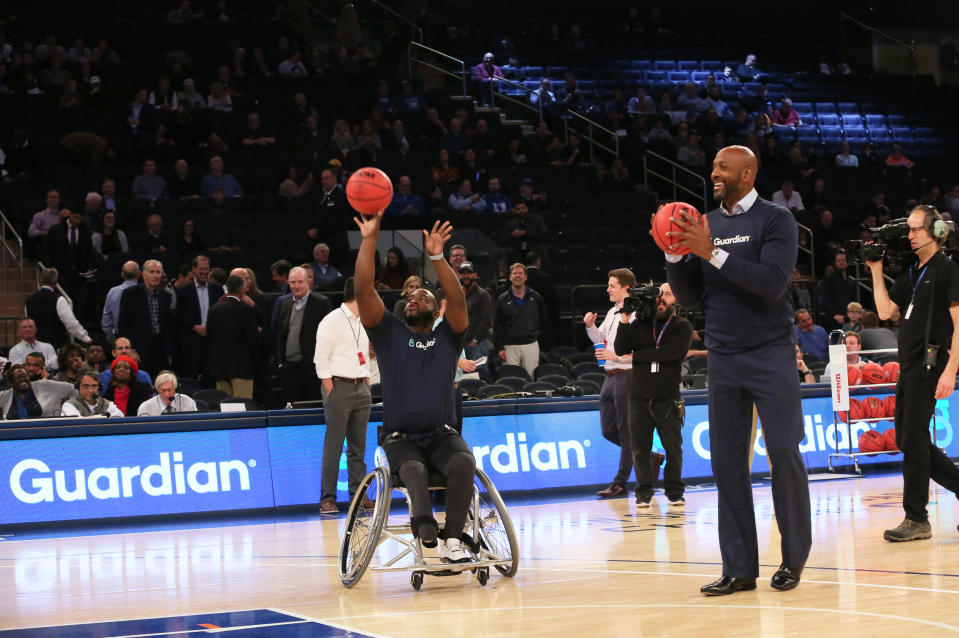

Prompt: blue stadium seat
[
  {"left": 691, "top": 71, "right": 712, "bottom": 84},
  {"left": 632, "top": 60, "right": 653, "bottom": 71},
  {"left": 743, "top": 82, "right": 764, "bottom": 94},
  {"left": 844, "top": 127, "right": 869, "bottom": 142},
  {"left": 865, "top": 114, "right": 887, "bottom": 129},
  {"left": 767, "top": 83, "right": 787, "bottom": 96},
  {"left": 653, "top": 60, "right": 676, "bottom": 71},
  {"left": 798, "top": 131, "right": 822, "bottom": 146},
  {"left": 818, "top": 113, "right": 840, "bottom": 127},
  {"left": 668, "top": 71, "right": 690, "bottom": 83},
  {"left": 891, "top": 126, "right": 914, "bottom": 140},
  {"left": 869, "top": 129, "right": 892, "bottom": 142},
  {"left": 596, "top": 70, "right": 620, "bottom": 82},
  {"left": 841, "top": 114, "right": 863, "bottom": 127},
  {"left": 887, "top": 114, "right": 908, "bottom": 126},
  {"left": 523, "top": 80, "right": 539, "bottom": 91},
  {"left": 645, "top": 70, "right": 666, "bottom": 82},
  {"left": 792, "top": 101, "right": 813, "bottom": 114},
  {"left": 914, "top": 126, "right": 934, "bottom": 139},
  {"left": 861, "top": 102, "right": 883, "bottom": 114},
  {"left": 521, "top": 66, "right": 544, "bottom": 79},
  {"left": 816, "top": 102, "right": 837, "bottom": 115},
  {"left": 820, "top": 126, "right": 843, "bottom": 141},
  {"left": 700, "top": 60, "right": 722, "bottom": 71},
  {"left": 622, "top": 70, "right": 645, "bottom": 83},
  {"left": 577, "top": 80, "right": 596, "bottom": 93},
  {"left": 773, "top": 128, "right": 796, "bottom": 143},
  {"left": 678, "top": 60, "right": 699, "bottom": 72},
  {"left": 650, "top": 81, "right": 674, "bottom": 95},
  {"left": 838, "top": 102, "right": 860, "bottom": 114},
  {"left": 547, "top": 66, "right": 566, "bottom": 80}
]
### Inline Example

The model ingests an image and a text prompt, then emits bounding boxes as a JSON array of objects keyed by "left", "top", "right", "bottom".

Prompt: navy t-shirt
[{"left": 366, "top": 309, "right": 462, "bottom": 433}]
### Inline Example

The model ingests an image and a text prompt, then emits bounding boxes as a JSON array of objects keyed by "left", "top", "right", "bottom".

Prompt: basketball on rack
[
  {"left": 861, "top": 396, "right": 884, "bottom": 419},
  {"left": 882, "top": 428, "right": 899, "bottom": 453},
  {"left": 836, "top": 411, "right": 848, "bottom": 423},
  {"left": 345, "top": 167, "right": 394, "bottom": 215},
  {"left": 848, "top": 397, "right": 865, "bottom": 421},
  {"left": 858, "top": 429, "right": 884, "bottom": 452},
  {"left": 651, "top": 202, "right": 704, "bottom": 255},
  {"left": 882, "top": 394, "right": 896, "bottom": 418},
  {"left": 847, "top": 365, "right": 862, "bottom": 386},
  {"left": 883, "top": 361, "right": 900, "bottom": 383},
  {"left": 860, "top": 362, "right": 886, "bottom": 385}
]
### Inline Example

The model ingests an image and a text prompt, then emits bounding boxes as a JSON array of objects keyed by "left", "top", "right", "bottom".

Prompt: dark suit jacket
[
  {"left": 117, "top": 285, "right": 177, "bottom": 365},
  {"left": 206, "top": 297, "right": 259, "bottom": 380},
  {"left": 273, "top": 293, "right": 332, "bottom": 365},
  {"left": 42, "top": 220, "right": 93, "bottom": 281},
  {"left": 525, "top": 266, "right": 559, "bottom": 348},
  {"left": 175, "top": 281, "right": 225, "bottom": 333},
  {"left": 135, "top": 229, "right": 176, "bottom": 253}
]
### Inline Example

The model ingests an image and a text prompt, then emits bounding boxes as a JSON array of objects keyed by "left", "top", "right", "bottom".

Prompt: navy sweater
[{"left": 666, "top": 197, "right": 796, "bottom": 353}]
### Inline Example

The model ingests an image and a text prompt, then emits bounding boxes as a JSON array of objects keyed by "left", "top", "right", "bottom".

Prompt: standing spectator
[
  {"left": 28, "top": 189, "right": 61, "bottom": 239},
  {"left": 8, "top": 318, "right": 59, "bottom": 371},
  {"left": 524, "top": 252, "right": 559, "bottom": 349},
  {"left": 500, "top": 201, "right": 547, "bottom": 263},
  {"left": 25, "top": 267, "right": 91, "bottom": 349},
  {"left": 60, "top": 368, "right": 124, "bottom": 417},
  {"left": 102, "top": 355, "right": 153, "bottom": 416},
  {"left": 1, "top": 365, "right": 75, "bottom": 419},
  {"left": 132, "top": 158, "right": 169, "bottom": 201},
  {"left": 41, "top": 209, "right": 94, "bottom": 323},
  {"left": 91, "top": 210, "right": 129, "bottom": 257},
  {"left": 494, "top": 263, "right": 545, "bottom": 378},
  {"left": 819, "top": 251, "right": 857, "bottom": 329},
  {"left": 736, "top": 53, "right": 762, "bottom": 81},
  {"left": 200, "top": 155, "right": 244, "bottom": 198},
  {"left": 206, "top": 274, "right": 258, "bottom": 398},
  {"left": 313, "top": 277, "right": 372, "bottom": 513},
  {"left": 793, "top": 308, "right": 828, "bottom": 359},
  {"left": 790, "top": 269, "right": 812, "bottom": 312},
  {"left": 273, "top": 266, "right": 332, "bottom": 404},
  {"left": 436, "top": 261, "right": 493, "bottom": 372},
  {"left": 117, "top": 259, "right": 176, "bottom": 378},
  {"left": 772, "top": 180, "right": 804, "bottom": 212},
  {"left": 271, "top": 259, "right": 292, "bottom": 294},
  {"left": 102, "top": 261, "right": 141, "bottom": 344},
  {"left": 175, "top": 255, "right": 224, "bottom": 381},
  {"left": 307, "top": 168, "right": 352, "bottom": 270}
]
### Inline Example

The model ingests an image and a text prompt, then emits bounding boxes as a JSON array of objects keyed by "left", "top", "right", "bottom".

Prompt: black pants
[
  {"left": 278, "top": 360, "right": 321, "bottom": 405},
  {"left": 629, "top": 397, "right": 684, "bottom": 500},
  {"left": 895, "top": 364, "right": 959, "bottom": 522}
]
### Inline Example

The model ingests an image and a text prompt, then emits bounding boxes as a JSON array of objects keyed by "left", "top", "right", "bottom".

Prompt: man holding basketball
[
  {"left": 867, "top": 205, "right": 959, "bottom": 542},
  {"left": 353, "top": 208, "right": 477, "bottom": 564},
  {"left": 664, "top": 145, "right": 811, "bottom": 595}
]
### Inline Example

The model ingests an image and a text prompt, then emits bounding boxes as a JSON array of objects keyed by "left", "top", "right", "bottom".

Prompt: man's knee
[
  {"left": 443, "top": 451, "right": 476, "bottom": 479},
  {"left": 398, "top": 459, "right": 428, "bottom": 483}
]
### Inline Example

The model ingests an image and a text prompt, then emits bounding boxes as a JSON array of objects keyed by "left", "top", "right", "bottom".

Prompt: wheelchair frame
[{"left": 337, "top": 459, "right": 519, "bottom": 590}]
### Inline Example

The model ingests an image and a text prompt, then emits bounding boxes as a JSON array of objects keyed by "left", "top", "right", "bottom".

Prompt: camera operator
[
  {"left": 867, "top": 205, "right": 959, "bottom": 543},
  {"left": 614, "top": 283, "right": 693, "bottom": 508}
]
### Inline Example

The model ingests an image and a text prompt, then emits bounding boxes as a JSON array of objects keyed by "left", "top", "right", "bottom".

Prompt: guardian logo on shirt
[
  {"left": 713, "top": 234, "right": 751, "bottom": 246},
  {"left": 408, "top": 336, "right": 437, "bottom": 350}
]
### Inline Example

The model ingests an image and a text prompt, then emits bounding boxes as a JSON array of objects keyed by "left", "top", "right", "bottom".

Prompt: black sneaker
[{"left": 636, "top": 495, "right": 651, "bottom": 508}]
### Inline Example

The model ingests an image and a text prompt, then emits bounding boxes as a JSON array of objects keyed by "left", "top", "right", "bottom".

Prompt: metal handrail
[
  {"left": 642, "top": 150, "right": 708, "bottom": 211},
  {"left": 490, "top": 76, "right": 542, "bottom": 122},
  {"left": 0, "top": 208, "right": 25, "bottom": 312},
  {"left": 408, "top": 42, "right": 467, "bottom": 97},
  {"left": 369, "top": 0, "right": 423, "bottom": 43},
  {"left": 796, "top": 221, "right": 815, "bottom": 281},
  {"left": 564, "top": 111, "right": 620, "bottom": 162}
]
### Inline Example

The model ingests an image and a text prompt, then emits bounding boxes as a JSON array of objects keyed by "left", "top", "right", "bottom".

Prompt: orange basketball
[
  {"left": 848, "top": 397, "right": 864, "bottom": 421},
  {"left": 882, "top": 394, "right": 896, "bottom": 418},
  {"left": 861, "top": 396, "right": 884, "bottom": 419},
  {"left": 846, "top": 365, "right": 862, "bottom": 386},
  {"left": 860, "top": 362, "right": 886, "bottom": 386},
  {"left": 882, "top": 428, "right": 899, "bottom": 453},
  {"left": 858, "top": 429, "right": 884, "bottom": 453},
  {"left": 345, "top": 167, "right": 394, "bottom": 215},
  {"left": 883, "top": 361, "right": 900, "bottom": 383},
  {"left": 836, "top": 411, "right": 848, "bottom": 423},
  {"left": 651, "top": 202, "right": 704, "bottom": 255}
]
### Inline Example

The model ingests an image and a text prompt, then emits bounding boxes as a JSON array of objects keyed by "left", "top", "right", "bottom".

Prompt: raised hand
[
  {"left": 423, "top": 220, "right": 453, "bottom": 256},
  {"left": 583, "top": 312, "right": 597, "bottom": 327},
  {"left": 353, "top": 209, "right": 384, "bottom": 238}
]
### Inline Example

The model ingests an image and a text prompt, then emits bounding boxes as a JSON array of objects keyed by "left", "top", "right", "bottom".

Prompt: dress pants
[
  {"left": 707, "top": 342, "right": 811, "bottom": 579},
  {"left": 320, "top": 379, "right": 372, "bottom": 503},
  {"left": 895, "top": 363, "right": 959, "bottom": 522},
  {"left": 629, "top": 396, "right": 684, "bottom": 500},
  {"left": 599, "top": 371, "right": 633, "bottom": 486}
]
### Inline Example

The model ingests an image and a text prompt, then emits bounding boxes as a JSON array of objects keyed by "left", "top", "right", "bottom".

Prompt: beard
[
  {"left": 405, "top": 308, "right": 435, "bottom": 328},
  {"left": 655, "top": 306, "right": 675, "bottom": 321}
]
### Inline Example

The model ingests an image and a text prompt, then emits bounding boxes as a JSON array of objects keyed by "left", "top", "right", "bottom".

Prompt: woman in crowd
[
  {"left": 102, "top": 355, "right": 153, "bottom": 416},
  {"left": 393, "top": 274, "right": 423, "bottom": 317},
  {"left": 91, "top": 209, "right": 129, "bottom": 257},
  {"left": 376, "top": 247, "right": 416, "bottom": 291},
  {"left": 53, "top": 344, "right": 85, "bottom": 384}
]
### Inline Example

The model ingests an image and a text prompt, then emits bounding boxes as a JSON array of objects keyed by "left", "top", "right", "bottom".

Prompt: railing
[
  {"left": 839, "top": 12, "right": 917, "bottom": 79},
  {"left": 563, "top": 111, "right": 620, "bottom": 162},
  {"left": 489, "top": 76, "right": 543, "bottom": 123},
  {"left": 0, "top": 208, "right": 25, "bottom": 313},
  {"left": 408, "top": 42, "right": 467, "bottom": 97},
  {"left": 642, "top": 150, "right": 708, "bottom": 212},
  {"left": 369, "top": 0, "right": 423, "bottom": 43},
  {"left": 796, "top": 221, "right": 815, "bottom": 281}
]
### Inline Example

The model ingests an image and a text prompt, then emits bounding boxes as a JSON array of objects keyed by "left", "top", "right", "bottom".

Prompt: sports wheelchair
[{"left": 337, "top": 447, "right": 519, "bottom": 590}]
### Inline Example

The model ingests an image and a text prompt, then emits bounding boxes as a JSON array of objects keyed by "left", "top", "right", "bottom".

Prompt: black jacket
[
  {"left": 206, "top": 297, "right": 259, "bottom": 380},
  {"left": 493, "top": 287, "right": 545, "bottom": 351},
  {"left": 274, "top": 293, "right": 332, "bottom": 364},
  {"left": 117, "top": 285, "right": 177, "bottom": 367},
  {"left": 103, "top": 380, "right": 154, "bottom": 416},
  {"left": 25, "top": 287, "right": 67, "bottom": 349},
  {"left": 175, "top": 280, "right": 225, "bottom": 333},
  {"left": 42, "top": 220, "right": 93, "bottom": 281},
  {"left": 614, "top": 314, "right": 693, "bottom": 399}
]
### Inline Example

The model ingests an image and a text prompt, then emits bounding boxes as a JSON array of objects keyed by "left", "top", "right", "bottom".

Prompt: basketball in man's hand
[
  {"left": 651, "top": 202, "right": 704, "bottom": 255},
  {"left": 346, "top": 167, "right": 394, "bottom": 215}
]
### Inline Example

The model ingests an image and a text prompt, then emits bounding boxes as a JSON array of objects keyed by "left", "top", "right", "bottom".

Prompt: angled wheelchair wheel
[
  {"left": 473, "top": 468, "right": 519, "bottom": 577},
  {"left": 338, "top": 466, "right": 390, "bottom": 588}
]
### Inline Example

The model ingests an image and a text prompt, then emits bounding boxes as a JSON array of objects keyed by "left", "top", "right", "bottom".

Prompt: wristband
[{"left": 428, "top": 254, "right": 443, "bottom": 261}]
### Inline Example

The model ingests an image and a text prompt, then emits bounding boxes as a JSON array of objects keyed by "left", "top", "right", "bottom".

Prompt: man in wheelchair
[{"left": 353, "top": 210, "right": 476, "bottom": 564}]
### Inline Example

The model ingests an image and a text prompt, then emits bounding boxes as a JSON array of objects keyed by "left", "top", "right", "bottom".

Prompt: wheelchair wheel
[
  {"left": 338, "top": 466, "right": 390, "bottom": 588},
  {"left": 472, "top": 468, "right": 519, "bottom": 577}
]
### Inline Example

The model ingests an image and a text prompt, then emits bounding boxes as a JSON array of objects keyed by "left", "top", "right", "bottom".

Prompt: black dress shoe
[
  {"left": 770, "top": 564, "right": 803, "bottom": 591},
  {"left": 700, "top": 576, "right": 757, "bottom": 596}
]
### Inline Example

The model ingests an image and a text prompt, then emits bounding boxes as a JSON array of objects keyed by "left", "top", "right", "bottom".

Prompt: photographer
[
  {"left": 867, "top": 205, "right": 959, "bottom": 542},
  {"left": 614, "top": 283, "right": 693, "bottom": 508}
]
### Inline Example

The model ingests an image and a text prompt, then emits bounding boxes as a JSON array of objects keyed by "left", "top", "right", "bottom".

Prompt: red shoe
[{"left": 596, "top": 483, "right": 626, "bottom": 498}]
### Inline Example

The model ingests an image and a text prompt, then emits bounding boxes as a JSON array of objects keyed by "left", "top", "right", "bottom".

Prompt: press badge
[
  {"left": 905, "top": 302, "right": 913, "bottom": 320},
  {"left": 650, "top": 362, "right": 660, "bottom": 373},
  {"left": 357, "top": 351, "right": 366, "bottom": 365}
]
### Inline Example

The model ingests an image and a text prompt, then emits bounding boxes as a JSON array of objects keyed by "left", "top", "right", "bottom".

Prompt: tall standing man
[
  {"left": 665, "top": 145, "right": 811, "bottom": 595},
  {"left": 867, "top": 205, "right": 959, "bottom": 542},
  {"left": 274, "top": 266, "right": 332, "bottom": 404},
  {"left": 585, "top": 268, "right": 637, "bottom": 498},
  {"left": 314, "top": 277, "right": 372, "bottom": 514},
  {"left": 493, "top": 263, "right": 545, "bottom": 379},
  {"left": 175, "top": 255, "right": 223, "bottom": 381}
]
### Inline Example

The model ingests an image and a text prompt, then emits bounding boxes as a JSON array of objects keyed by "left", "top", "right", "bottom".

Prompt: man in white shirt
[
  {"left": 102, "top": 260, "right": 140, "bottom": 344},
  {"left": 137, "top": 371, "right": 198, "bottom": 416},
  {"left": 61, "top": 369, "right": 124, "bottom": 417},
  {"left": 25, "top": 267, "right": 92, "bottom": 349},
  {"left": 314, "top": 277, "right": 372, "bottom": 514},
  {"left": 584, "top": 268, "right": 637, "bottom": 498},
  {"left": 8, "top": 318, "right": 59, "bottom": 371},
  {"left": 772, "top": 180, "right": 804, "bottom": 213}
]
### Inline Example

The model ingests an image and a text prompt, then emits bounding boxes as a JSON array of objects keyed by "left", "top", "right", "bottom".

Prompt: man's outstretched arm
[{"left": 353, "top": 211, "right": 387, "bottom": 329}]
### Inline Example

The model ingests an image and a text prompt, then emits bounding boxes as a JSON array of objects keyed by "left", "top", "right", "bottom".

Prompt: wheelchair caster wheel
[
  {"left": 411, "top": 571, "right": 424, "bottom": 590},
  {"left": 477, "top": 567, "right": 489, "bottom": 586}
]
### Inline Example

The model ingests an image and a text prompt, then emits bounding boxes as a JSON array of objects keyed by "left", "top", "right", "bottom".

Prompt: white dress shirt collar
[{"left": 720, "top": 188, "right": 758, "bottom": 217}]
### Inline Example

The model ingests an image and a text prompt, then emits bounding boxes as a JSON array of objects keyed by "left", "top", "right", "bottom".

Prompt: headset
[
  {"left": 920, "top": 204, "right": 947, "bottom": 240},
  {"left": 75, "top": 368, "right": 102, "bottom": 400},
  {"left": 153, "top": 370, "right": 181, "bottom": 413}
]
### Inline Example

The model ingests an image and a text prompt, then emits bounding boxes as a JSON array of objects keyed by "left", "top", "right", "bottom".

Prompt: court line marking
[
  {"left": 0, "top": 608, "right": 300, "bottom": 632},
  {"left": 268, "top": 607, "right": 389, "bottom": 638},
  {"left": 105, "top": 620, "right": 307, "bottom": 638},
  {"left": 325, "top": 603, "right": 959, "bottom": 632}
]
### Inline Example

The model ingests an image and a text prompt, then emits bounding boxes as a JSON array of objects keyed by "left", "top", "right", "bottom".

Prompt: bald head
[{"left": 711, "top": 145, "right": 757, "bottom": 205}]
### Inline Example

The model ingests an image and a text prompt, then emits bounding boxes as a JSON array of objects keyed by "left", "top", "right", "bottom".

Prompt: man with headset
[
  {"left": 867, "top": 205, "right": 959, "bottom": 542},
  {"left": 60, "top": 368, "right": 124, "bottom": 417},
  {"left": 136, "top": 371, "right": 198, "bottom": 415}
]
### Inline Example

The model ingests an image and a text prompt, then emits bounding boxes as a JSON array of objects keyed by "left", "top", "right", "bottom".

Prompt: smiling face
[
  {"left": 509, "top": 266, "right": 527, "bottom": 288},
  {"left": 607, "top": 276, "right": 629, "bottom": 304},
  {"left": 711, "top": 146, "right": 756, "bottom": 204},
  {"left": 8, "top": 367, "right": 31, "bottom": 394},
  {"left": 112, "top": 360, "right": 133, "bottom": 384}
]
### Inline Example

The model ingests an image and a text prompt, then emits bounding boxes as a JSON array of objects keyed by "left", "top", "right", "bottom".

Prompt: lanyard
[
  {"left": 909, "top": 262, "right": 930, "bottom": 302},
  {"left": 652, "top": 316, "right": 673, "bottom": 348},
  {"left": 342, "top": 308, "right": 361, "bottom": 349}
]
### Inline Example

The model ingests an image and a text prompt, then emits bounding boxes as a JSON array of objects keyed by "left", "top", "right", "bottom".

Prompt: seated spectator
[
  {"left": 835, "top": 140, "right": 859, "bottom": 168},
  {"left": 1, "top": 364, "right": 76, "bottom": 419},
  {"left": 310, "top": 243, "right": 344, "bottom": 291},
  {"left": 9, "top": 318, "right": 59, "bottom": 371},
  {"left": 278, "top": 166, "right": 314, "bottom": 199},
  {"left": 821, "top": 331, "right": 871, "bottom": 380},
  {"left": 85, "top": 342, "right": 107, "bottom": 372},
  {"left": 860, "top": 142, "right": 884, "bottom": 168},
  {"left": 772, "top": 180, "right": 804, "bottom": 212},
  {"left": 790, "top": 268, "right": 812, "bottom": 311},
  {"left": 793, "top": 308, "right": 828, "bottom": 359},
  {"left": 449, "top": 178, "right": 487, "bottom": 212},
  {"left": 384, "top": 175, "right": 424, "bottom": 216},
  {"left": 425, "top": 183, "right": 450, "bottom": 216},
  {"left": 601, "top": 158, "right": 635, "bottom": 194},
  {"left": 329, "top": 119, "right": 354, "bottom": 159},
  {"left": 676, "top": 83, "right": 707, "bottom": 113},
  {"left": 278, "top": 50, "right": 307, "bottom": 77},
  {"left": 500, "top": 201, "right": 547, "bottom": 262},
  {"left": 483, "top": 176, "right": 513, "bottom": 213},
  {"left": 169, "top": 158, "right": 200, "bottom": 198},
  {"left": 103, "top": 355, "right": 154, "bottom": 416},
  {"left": 178, "top": 78, "right": 205, "bottom": 110},
  {"left": 771, "top": 99, "right": 801, "bottom": 127},
  {"left": 207, "top": 81, "right": 232, "bottom": 112},
  {"left": 796, "top": 344, "right": 816, "bottom": 384},
  {"left": 736, "top": 53, "right": 762, "bottom": 81},
  {"left": 375, "top": 247, "right": 416, "bottom": 291},
  {"left": 200, "top": 155, "right": 243, "bottom": 198},
  {"left": 60, "top": 368, "right": 124, "bottom": 417},
  {"left": 91, "top": 210, "right": 129, "bottom": 257},
  {"left": 885, "top": 144, "right": 915, "bottom": 169},
  {"left": 353, "top": 119, "right": 382, "bottom": 157},
  {"left": 24, "top": 352, "right": 50, "bottom": 381},
  {"left": 677, "top": 132, "right": 706, "bottom": 167},
  {"left": 441, "top": 118, "right": 468, "bottom": 155},
  {"left": 393, "top": 275, "right": 423, "bottom": 317},
  {"left": 136, "top": 371, "right": 198, "bottom": 415},
  {"left": 101, "top": 338, "right": 153, "bottom": 387},
  {"left": 132, "top": 158, "right": 169, "bottom": 201},
  {"left": 395, "top": 79, "right": 427, "bottom": 114},
  {"left": 389, "top": 119, "right": 410, "bottom": 156},
  {"left": 149, "top": 76, "right": 178, "bottom": 111},
  {"left": 52, "top": 344, "right": 85, "bottom": 384},
  {"left": 860, "top": 310, "right": 898, "bottom": 359},
  {"left": 703, "top": 86, "right": 732, "bottom": 119},
  {"left": 842, "top": 302, "right": 863, "bottom": 332},
  {"left": 173, "top": 218, "right": 206, "bottom": 254},
  {"left": 240, "top": 112, "right": 276, "bottom": 147},
  {"left": 530, "top": 78, "right": 556, "bottom": 114},
  {"left": 471, "top": 52, "right": 504, "bottom": 105},
  {"left": 627, "top": 85, "right": 655, "bottom": 116},
  {"left": 136, "top": 213, "right": 175, "bottom": 253}
]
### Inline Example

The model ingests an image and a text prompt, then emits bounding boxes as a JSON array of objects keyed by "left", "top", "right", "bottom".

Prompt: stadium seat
[
  {"left": 820, "top": 126, "right": 843, "bottom": 141},
  {"left": 865, "top": 114, "right": 888, "bottom": 129},
  {"left": 700, "top": 60, "right": 722, "bottom": 71},
  {"left": 887, "top": 114, "right": 908, "bottom": 127},
  {"left": 549, "top": 345, "right": 579, "bottom": 358},
  {"left": 818, "top": 114, "right": 840, "bottom": 127},
  {"left": 572, "top": 362, "right": 603, "bottom": 378},
  {"left": 667, "top": 71, "right": 690, "bottom": 83},
  {"left": 844, "top": 127, "right": 869, "bottom": 142},
  {"left": 538, "top": 375, "right": 569, "bottom": 388},
  {"left": 632, "top": 60, "right": 653, "bottom": 71},
  {"left": 194, "top": 389, "right": 229, "bottom": 410},
  {"left": 678, "top": 60, "right": 699, "bottom": 72},
  {"left": 891, "top": 126, "right": 914, "bottom": 140},
  {"left": 495, "top": 364, "right": 531, "bottom": 381},
  {"left": 570, "top": 379, "right": 601, "bottom": 395},
  {"left": 534, "top": 363, "right": 569, "bottom": 380},
  {"left": 579, "top": 372, "right": 607, "bottom": 387},
  {"left": 496, "top": 376, "right": 528, "bottom": 392},
  {"left": 458, "top": 378, "right": 487, "bottom": 398},
  {"left": 691, "top": 71, "right": 712, "bottom": 84},
  {"left": 653, "top": 60, "right": 676, "bottom": 72},
  {"left": 474, "top": 384, "right": 514, "bottom": 399},
  {"left": 523, "top": 381, "right": 556, "bottom": 393},
  {"left": 838, "top": 102, "right": 860, "bottom": 114},
  {"left": 645, "top": 70, "right": 666, "bottom": 82},
  {"left": 841, "top": 114, "right": 863, "bottom": 128},
  {"left": 816, "top": 102, "right": 837, "bottom": 115}
]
